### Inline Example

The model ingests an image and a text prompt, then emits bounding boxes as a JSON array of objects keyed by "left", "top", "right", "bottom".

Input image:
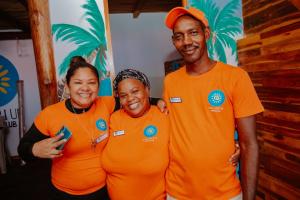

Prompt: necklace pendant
[{"left": 91, "top": 140, "right": 97, "bottom": 151}]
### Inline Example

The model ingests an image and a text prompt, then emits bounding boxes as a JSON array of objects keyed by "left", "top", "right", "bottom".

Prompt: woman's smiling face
[
  {"left": 118, "top": 78, "right": 150, "bottom": 118},
  {"left": 66, "top": 67, "right": 99, "bottom": 109}
]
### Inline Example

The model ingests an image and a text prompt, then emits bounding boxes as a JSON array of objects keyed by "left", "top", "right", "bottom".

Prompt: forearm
[
  {"left": 240, "top": 138, "right": 259, "bottom": 200},
  {"left": 18, "top": 124, "right": 49, "bottom": 161},
  {"left": 236, "top": 115, "right": 259, "bottom": 200}
]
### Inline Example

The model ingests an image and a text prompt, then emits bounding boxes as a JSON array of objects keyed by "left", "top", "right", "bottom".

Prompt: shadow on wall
[
  {"left": 165, "top": 49, "right": 181, "bottom": 62},
  {"left": 148, "top": 76, "right": 164, "bottom": 98}
]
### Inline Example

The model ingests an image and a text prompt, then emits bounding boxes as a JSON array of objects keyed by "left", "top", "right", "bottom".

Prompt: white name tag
[
  {"left": 113, "top": 130, "right": 125, "bottom": 136},
  {"left": 170, "top": 97, "right": 182, "bottom": 103},
  {"left": 95, "top": 132, "right": 108, "bottom": 143}
]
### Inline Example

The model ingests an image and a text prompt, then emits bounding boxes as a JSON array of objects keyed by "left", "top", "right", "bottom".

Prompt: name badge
[
  {"left": 95, "top": 132, "right": 108, "bottom": 143},
  {"left": 113, "top": 130, "right": 125, "bottom": 136},
  {"left": 170, "top": 97, "right": 182, "bottom": 103}
]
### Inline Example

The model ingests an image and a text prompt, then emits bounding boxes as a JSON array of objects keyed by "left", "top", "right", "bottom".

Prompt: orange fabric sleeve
[
  {"left": 34, "top": 106, "right": 56, "bottom": 136},
  {"left": 232, "top": 68, "right": 264, "bottom": 118}
]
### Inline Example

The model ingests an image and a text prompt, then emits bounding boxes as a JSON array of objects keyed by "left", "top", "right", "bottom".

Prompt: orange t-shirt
[
  {"left": 163, "top": 62, "right": 264, "bottom": 200},
  {"left": 102, "top": 106, "right": 169, "bottom": 200},
  {"left": 34, "top": 96, "right": 115, "bottom": 195}
]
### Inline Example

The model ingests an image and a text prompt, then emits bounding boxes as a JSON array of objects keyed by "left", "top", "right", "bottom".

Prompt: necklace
[{"left": 70, "top": 103, "right": 97, "bottom": 151}]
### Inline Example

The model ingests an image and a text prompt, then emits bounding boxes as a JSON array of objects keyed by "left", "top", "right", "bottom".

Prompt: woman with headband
[{"left": 102, "top": 69, "right": 169, "bottom": 200}]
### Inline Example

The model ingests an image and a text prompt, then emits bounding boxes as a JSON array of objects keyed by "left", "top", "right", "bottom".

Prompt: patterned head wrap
[{"left": 113, "top": 69, "right": 150, "bottom": 95}]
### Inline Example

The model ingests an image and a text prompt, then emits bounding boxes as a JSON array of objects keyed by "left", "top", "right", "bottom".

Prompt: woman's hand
[
  {"left": 229, "top": 142, "right": 240, "bottom": 166},
  {"left": 32, "top": 134, "right": 66, "bottom": 159},
  {"left": 157, "top": 99, "right": 169, "bottom": 114}
]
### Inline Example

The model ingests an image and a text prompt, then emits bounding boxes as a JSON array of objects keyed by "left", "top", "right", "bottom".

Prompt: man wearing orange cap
[{"left": 163, "top": 6, "right": 264, "bottom": 200}]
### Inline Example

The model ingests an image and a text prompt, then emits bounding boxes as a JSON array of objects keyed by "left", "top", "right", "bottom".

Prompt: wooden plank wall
[{"left": 237, "top": 0, "right": 300, "bottom": 199}]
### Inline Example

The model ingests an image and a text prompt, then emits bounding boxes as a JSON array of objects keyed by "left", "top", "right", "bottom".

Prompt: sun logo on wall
[
  {"left": 0, "top": 65, "right": 10, "bottom": 94},
  {"left": 0, "top": 55, "right": 19, "bottom": 107}
]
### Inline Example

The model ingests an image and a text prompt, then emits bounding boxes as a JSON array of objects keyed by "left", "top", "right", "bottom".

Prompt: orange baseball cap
[{"left": 165, "top": 6, "right": 209, "bottom": 29}]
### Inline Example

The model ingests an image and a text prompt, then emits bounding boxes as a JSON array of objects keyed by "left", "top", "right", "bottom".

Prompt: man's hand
[
  {"left": 157, "top": 99, "right": 169, "bottom": 114},
  {"left": 229, "top": 142, "right": 240, "bottom": 167}
]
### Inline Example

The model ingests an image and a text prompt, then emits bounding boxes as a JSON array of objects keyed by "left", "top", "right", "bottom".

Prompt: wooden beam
[
  {"left": 132, "top": 0, "right": 146, "bottom": 18},
  {"left": 0, "top": 9, "right": 29, "bottom": 32},
  {"left": 28, "top": 0, "right": 58, "bottom": 108}
]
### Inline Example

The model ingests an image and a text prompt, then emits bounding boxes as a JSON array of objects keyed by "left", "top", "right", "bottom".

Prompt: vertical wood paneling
[{"left": 238, "top": 0, "right": 300, "bottom": 199}]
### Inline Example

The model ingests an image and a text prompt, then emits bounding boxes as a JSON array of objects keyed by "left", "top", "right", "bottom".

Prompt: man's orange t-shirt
[
  {"left": 163, "top": 62, "right": 264, "bottom": 200},
  {"left": 34, "top": 96, "right": 114, "bottom": 195},
  {"left": 102, "top": 106, "right": 169, "bottom": 200}
]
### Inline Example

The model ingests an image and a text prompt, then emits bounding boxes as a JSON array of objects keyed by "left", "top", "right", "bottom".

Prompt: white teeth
[
  {"left": 128, "top": 103, "right": 139, "bottom": 109},
  {"left": 79, "top": 93, "right": 90, "bottom": 98},
  {"left": 185, "top": 49, "right": 195, "bottom": 54}
]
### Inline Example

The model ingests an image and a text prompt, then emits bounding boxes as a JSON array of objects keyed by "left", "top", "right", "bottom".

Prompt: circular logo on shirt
[
  {"left": 96, "top": 119, "right": 107, "bottom": 131},
  {"left": 208, "top": 90, "right": 225, "bottom": 107},
  {"left": 144, "top": 125, "right": 157, "bottom": 138},
  {"left": 0, "top": 55, "right": 19, "bottom": 106}
]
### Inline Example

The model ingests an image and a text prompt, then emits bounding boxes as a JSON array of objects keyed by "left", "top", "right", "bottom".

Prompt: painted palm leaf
[
  {"left": 81, "top": 0, "right": 107, "bottom": 73},
  {"left": 82, "top": 0, "right": 106, "bottom": 45},
  {"left": 215, "top": 0, "right": 241, "bottom": 32},
  {"left": 189, "top": 0, "right": 219, "bottom": 28},
  {"left": 189, "top": 0, "right": 219, "bottom": 59},
  {"left": 57, "top": 45, "right": 97, "bottom": 75},
  {"left": 51, "top": 0, "right": 107, "bottom": 77},
  {"left": 214, "top": 0, "right": 242, "bottom": 60},
  {"left": 189, "top": 0, "right": 242, "bottom": 63},
  {"left": 52, "top": 24, "right": 99, "bottom": 46},
  {"left": 95, "top": 46, "right": 107, "bottom": 74},
  {"left": 215, "top": 33, "right": 228, "bottom": 62},
  {"left": 52, "top": 24, "right": 100, "bottom": 75}
]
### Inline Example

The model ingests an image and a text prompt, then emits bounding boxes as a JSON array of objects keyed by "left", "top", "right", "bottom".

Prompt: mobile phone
[{"left": 56, "top": 126, "right": 72, "bottom": 150}]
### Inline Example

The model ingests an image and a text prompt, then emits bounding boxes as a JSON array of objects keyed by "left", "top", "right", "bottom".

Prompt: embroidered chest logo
[
  {"left": 144, "top": 125, "right": 157, "bottom": 137},
  {"left": 143, "top": 125, "right": 158, "bottom": 142},
  {"left": 96, "top": 119, "right": 107, "bottom": 131},
  {"left": 208, "top": 90, "right": 225, "bottom": 112}
]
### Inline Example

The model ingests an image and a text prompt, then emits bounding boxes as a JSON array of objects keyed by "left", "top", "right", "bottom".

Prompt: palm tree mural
[
  {"left": 51, "top": 0, "right": 109, "bottom": 99},
  {"left": 188, "top": 0, "right": 243, "bottom": 63}
]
